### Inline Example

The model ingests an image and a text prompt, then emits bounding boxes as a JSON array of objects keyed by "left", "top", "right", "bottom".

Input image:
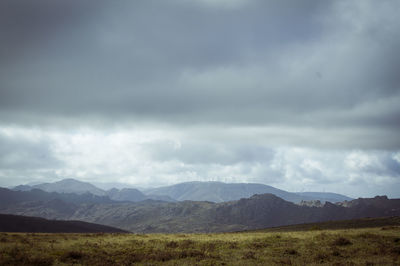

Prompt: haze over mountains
[
  {"left": 12, "top": 179, "right": 352, "bottom": 204},
  {"left": 1, "top": 184, "right": 399, "bottom": 233},
  {"left": 145, "top": 181, "right": 352, "bottom": 203},
  {"left": 0, "top": 178, "right": 398, "bottom": 233}
]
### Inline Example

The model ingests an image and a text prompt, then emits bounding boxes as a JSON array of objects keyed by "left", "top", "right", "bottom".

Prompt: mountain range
[
  {"left": 13, "top": 179, "right": 176, "bottom": 203},
  {"left": 12, "top": 179, "right": 352, "bottom": 204},
  {"left": 145, "top": 181, "right": 352, "bottom": 203},
  {"left": 1, "top": 179, "right": 399, "bottom": 233}
]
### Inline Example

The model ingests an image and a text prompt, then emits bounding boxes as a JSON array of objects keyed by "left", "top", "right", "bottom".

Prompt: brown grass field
[{"left": 0, "top": 218, "right": 400, "bottom": 265}]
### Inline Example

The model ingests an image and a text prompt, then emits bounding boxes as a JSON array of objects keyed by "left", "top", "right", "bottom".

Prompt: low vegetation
[{"left": 0, "top": 224, "right": 399, "bottom": 265}]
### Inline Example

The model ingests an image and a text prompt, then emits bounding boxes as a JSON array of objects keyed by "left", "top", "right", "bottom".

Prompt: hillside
[
  {"left": 295, "top": 192, "right": 352, "bottom": 202},
  {"left": 32, "top": 179, "right": 107, "bottom": 196},
  {"left": 61, "top": 194, "right": 400, "bottom": 233},
  {"left": 259, "top": 216, "right": 400, "bottom": 232},
  {"left": 145, "top": 181, "right": 352, "bottom": 203},
  {"left": 1, "top": 187, "right": 398, "bottom": 233},
  {"left": 0, "top": 213, "right": 128, "bottom": 233}
]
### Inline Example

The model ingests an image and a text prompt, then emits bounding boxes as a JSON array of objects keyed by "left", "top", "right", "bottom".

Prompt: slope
[
  {"left": 0, "top": 213, "right": 128, "bottom": 233},
  {"left": 145, "top": 181, "right": 351, "bottom": 203}
]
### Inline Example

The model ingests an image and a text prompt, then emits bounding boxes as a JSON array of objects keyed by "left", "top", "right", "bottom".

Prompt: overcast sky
[{"left": 0, "top": 0, "right": 399, "bottom": 198}]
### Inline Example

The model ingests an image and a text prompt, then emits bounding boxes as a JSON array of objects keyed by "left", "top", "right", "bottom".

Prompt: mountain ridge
[
  {"left": 145, "top": 181, "right": 353, "bottom": 203},
  {"left": 13, "top": 179, "right": 353, "bottom": 204},
  {"left": 1, "top": 186, "right": 398, "bottom": 233}
]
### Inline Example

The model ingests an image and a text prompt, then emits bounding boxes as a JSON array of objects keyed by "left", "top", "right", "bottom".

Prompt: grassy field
[{"left": 0, "top": 223, "right": 399, "bottom": 265}]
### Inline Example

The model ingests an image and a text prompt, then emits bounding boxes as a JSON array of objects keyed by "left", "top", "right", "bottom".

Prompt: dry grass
[{"left": 0, "top": 226, "right": 399, "bottom": 265}]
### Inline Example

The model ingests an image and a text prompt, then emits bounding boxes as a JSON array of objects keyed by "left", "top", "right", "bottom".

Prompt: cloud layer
[
  {"left": 0, "top": 0, "right": 399, "bottom": 196},
  {"left": 0, "top": 126, "right": 399, "bottom": 198}
]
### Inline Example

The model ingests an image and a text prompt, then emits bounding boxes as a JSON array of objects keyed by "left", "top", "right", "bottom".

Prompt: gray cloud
[
  {"left": 0, "top": 1, "right": 399, "bottom": 196},
  {"left": 1, "top": 0, "right": 399, "bottom": 142},
  {"left": 147, "top": 140, "right": 275, "bottom": 165},
  {"left": 0, "top": 126, "right": 398, "bottom": 198},
  {"left": 0, "top": 132, "right": 62, "bottom": 170}
]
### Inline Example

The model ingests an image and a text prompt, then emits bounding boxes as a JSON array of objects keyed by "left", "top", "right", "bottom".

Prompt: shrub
[
  {"left": 126, "top": 252, "right": 146, "bottom": 263},
  {"left": 284, "top": 248, "right": 298, "bottom": 255},
  {"left": 391, "top": 247, "right": 400, "bottom": 255},
  {"left": 178, "top": 249, "right": 206, "bottom": 259},
  {"left": 331, "top": 249, "right": 341, "bottom": 257},
  {"left": 332, "top": 237, "right": 352, "bottom": 246},
  {"left": 151, "top": 250, "right": 175, "bottom": 262},
  {"left": 229, "top": 242, "right": 238, "bottom": 249},
  {"left": 200, "top": 241, "right": 217, "bottom": 252},
  {"left": 357, "top": 232, "right": 379, "bottom": 239},
  {"left": 310, "top": 225, "right": 322, "bottom": 231},
  {"left": 28, "top": 257, "right": 54, "bottom": 266},
  {"left": 179, "top": 239, "right": 195, "bottom": 249},
  {"left": 165, "top": 241, "right": 178, "bottom": 248},
  {"left": 242, "top": 251, "right": 256, "bottom": 259},
  {"left": 60, "top": 251, "right": 84, "bottom": 262},
  {"left": 314, "top": 252, "right": 330, "bottom": 263}
]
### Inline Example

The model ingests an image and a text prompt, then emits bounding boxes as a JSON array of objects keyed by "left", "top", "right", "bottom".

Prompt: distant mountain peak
[
  {"left": 145, "top": 181, "right": 352, "bottom": 204},
  {"left": 32, "top": 178, "right": 106, "bottom": 196},
  {"left": 56, "top": 178, "right": 91, "bottom": 184}
]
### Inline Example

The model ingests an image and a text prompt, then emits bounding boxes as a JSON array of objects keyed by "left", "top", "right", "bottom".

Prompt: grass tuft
[
  {"left": 284, "top": 248, "right": 298, "bottom": 255},
  {"left": 242, "top": 251, "right": 256, "bottom": 260},
  {"left": 60, "top": 250, "right": 85, "bottom": 262},
  {"left": 332, "top": 237, "right": 352, "bottom": 246},
  {"left": 165, "top": 240, "right": 178, "bottom": 248}
]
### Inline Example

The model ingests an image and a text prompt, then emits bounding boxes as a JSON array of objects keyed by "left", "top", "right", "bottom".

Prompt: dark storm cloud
[
  {"left": 1, "top": 0, "right": 399, "bottom": 141},
  {"left": 0, "top": 0, "right": 101, "bottom": 64},
  {"left": 0, "top": 0, "right": 329, "bottom": 111},
  {"left": 0, "top": 1, "right": 334, "bottom": 116},
  {"left": 0, "top": 0, "right": 400, "bottom": 195}
]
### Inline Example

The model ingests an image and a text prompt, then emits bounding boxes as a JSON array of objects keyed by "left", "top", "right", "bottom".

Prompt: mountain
[
  {"left": 13, "top": 179, "right": 175, "bottom": 203},
  {"left": 0, "top": 213, "right": 128, "bottom": 233},
  {"left": 295, "top": 192, "right": 352, "bottom": 202},
  {"left": 69, "top": 194, "right": 400, "bottom": 233},
  {"left": 0, "top": 187, "right": 113, "bottom": 220},
  {"left": 144, "top": 181, "right": 352, "bottom": 203},
  {"left": 107, "top": 188, "right": 176, "bottom": 202},
  {"left": 107, "top": 188, "right": 147, "bottom": 202},
  {"left": 0, "top": 187, "right": 112, "bottom": 206},
  {"left": 31, "top": 178, "right": 106, "bottom": 196},
  {"left": 13, "top": 179, "right": 352, "bottom": 204},
  {"left": 12, "top": 185, "right": 33, "bottom": 191},
  {"left": 0, "top": 187, "right": 399, "bottom": 233}
]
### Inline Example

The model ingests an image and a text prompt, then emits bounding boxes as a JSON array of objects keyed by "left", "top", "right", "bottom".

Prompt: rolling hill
[{"left": 0, "top": 213, "right": 128, "bottom": 233}]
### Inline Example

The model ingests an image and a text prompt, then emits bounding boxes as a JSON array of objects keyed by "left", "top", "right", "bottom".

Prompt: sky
[{"left": 0, "top": 0, "right": 399, "bottom": 198}]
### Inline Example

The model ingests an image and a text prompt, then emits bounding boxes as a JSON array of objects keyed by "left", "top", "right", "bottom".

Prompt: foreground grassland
[{"left": 0, "top": 226, "right": 399, "bottom": 265}]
